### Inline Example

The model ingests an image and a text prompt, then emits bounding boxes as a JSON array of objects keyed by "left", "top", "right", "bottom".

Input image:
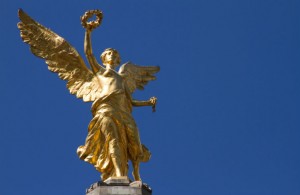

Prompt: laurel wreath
[{"left": 81, "top": 10, "right": 103, "bottom": 30}]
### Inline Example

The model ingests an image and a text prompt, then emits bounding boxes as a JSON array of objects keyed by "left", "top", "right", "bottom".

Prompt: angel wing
[
  {"left": 17, "top": 9, "right": 101, "bottom": 102},
  {"left": 118, "top": 62, "right": 160, "bottom": 94}
]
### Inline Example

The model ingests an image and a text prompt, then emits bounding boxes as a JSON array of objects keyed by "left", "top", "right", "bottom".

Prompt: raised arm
[
  {"left": 81, "top": 10, "right": 104, "bottom": 74},
  {"left": 84, "top": 29, "right": 104, "bottom": 74}
]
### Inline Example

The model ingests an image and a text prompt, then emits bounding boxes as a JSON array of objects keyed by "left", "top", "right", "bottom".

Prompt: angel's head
[{"left": 100, "top": 48, "right": 121, "bottom": 68}]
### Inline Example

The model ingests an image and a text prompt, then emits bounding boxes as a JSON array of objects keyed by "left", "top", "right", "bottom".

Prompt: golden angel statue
[{"left": 17, "top": 9, "right": 159, "bottom": 181}]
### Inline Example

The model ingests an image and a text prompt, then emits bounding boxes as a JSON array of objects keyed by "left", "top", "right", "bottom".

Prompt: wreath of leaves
[{"left": 81, "top": 10, "right": 103, "bottom": 30}]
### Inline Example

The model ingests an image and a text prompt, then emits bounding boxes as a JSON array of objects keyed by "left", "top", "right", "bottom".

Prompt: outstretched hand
[{"left": 149, "top": 97, "right": 157, "bottom": 112}]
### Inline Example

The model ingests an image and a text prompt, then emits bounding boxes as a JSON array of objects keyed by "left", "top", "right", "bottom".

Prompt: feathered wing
[
  {"left": 118, "top": 62, "right": 160, "bottom": 94},
  {"left": 17, "top": 9, "right": 101, "bottom": 102}
]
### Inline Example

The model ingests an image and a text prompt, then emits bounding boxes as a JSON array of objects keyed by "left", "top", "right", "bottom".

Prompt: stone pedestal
[{"left": 86, "top": 177, "right": 152, "bottom": 195}]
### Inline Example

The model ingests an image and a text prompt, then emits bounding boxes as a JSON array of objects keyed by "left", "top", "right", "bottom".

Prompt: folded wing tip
[
  {"left": 18, "top": 8, "right": 24, "bottom": 17},
  {"left": 18, "top": 8, "right": 30, "bottom": 22},
  {"left": 155, "top": 65, "right": 160, "bottom": 71}
]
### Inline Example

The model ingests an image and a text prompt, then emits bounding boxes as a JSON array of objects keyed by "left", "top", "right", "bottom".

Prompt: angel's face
[{"left": 103, "top": 50, "right": 120, "bottom": 68}]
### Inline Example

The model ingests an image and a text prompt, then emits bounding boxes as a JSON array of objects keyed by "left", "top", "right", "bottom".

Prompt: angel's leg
[
  {"left": 132, "top": 160, "right": 141, "bottom": 181},
  {"left": 102, "top": 116, "right": 127, "bottom": 177},
  {"left": 111, "top": 154, "right": 122, "bottom": 177}
]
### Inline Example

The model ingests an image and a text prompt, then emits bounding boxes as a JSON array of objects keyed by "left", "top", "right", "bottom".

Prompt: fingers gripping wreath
[{"left": 81, "top": 10, "right": 103, "bottom": 30}]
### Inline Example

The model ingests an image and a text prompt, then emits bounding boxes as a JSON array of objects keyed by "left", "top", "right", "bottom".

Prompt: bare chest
[{"left": 97, "top": 70, "right": 124, "bottom": 91}]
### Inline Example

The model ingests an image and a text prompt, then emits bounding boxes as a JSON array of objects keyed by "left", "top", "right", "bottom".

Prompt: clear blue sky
[{"left": 1, "top": 0, "right": 300, "bottom": 195}]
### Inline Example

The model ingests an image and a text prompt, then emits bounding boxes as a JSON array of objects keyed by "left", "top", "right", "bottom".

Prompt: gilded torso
[{"left": 93, "top": 69, "right": 132, "bottom": 113}]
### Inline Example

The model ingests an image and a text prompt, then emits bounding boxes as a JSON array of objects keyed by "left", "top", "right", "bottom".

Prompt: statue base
[{"left": 86, "top": 177, "right": 152, "bottom": 195}]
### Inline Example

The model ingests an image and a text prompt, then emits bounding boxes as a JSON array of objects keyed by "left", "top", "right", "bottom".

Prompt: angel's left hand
[{"left": 149, "top": 97, "right": 157, "bottom": 105}]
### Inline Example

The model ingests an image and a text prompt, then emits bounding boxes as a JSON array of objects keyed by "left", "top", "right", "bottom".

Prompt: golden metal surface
[{"left": 17, "top": 9, "right": 159, "bottom": 181}]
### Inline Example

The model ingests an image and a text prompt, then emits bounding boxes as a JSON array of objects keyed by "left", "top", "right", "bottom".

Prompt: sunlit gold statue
[{"left": 18, "top": 9, "right": 159, "bottom": 181}]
